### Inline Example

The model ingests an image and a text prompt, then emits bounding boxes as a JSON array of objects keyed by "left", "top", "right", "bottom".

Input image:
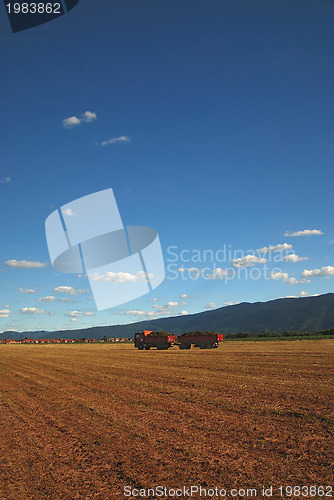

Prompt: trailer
[
  {"left": 177, "top": 332, "right": 223, "bottom": 349},
  {"left": 134, "top": 330, "right": 176, "bottom": 350},
  {"left": 134, "top": 330, "right": 223, "bottom": 350}
]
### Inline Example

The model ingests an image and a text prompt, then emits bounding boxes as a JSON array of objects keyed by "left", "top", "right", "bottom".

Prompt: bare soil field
[{"left": 0, "top": 340, "right": 333, "bottom": 500}]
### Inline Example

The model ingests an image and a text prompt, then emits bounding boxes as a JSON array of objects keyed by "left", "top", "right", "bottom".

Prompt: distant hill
[{"left": 1, "top": 293, "right": 334, "bottom": 340}]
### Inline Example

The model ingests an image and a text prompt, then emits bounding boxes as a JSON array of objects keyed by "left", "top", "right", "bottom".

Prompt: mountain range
[{"left": 1, "top": 293, "right": 334, "bottom": 340}]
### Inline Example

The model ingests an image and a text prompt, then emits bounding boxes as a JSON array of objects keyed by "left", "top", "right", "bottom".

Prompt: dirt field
[{"left": 0, "top": 340, "right": 333, "bottom": 500}]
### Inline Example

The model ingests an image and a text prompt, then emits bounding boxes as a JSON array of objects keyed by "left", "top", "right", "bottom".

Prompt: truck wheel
[{"left": 144, "top": 346, "right": 150, "bottom": 350}]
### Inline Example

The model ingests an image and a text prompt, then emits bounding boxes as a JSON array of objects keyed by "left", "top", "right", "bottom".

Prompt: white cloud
[
  {"left": 285, "top": 291, "right": 310, "bottom": 298},
  {"left": 257, "top": 243, "right": 293, "bottom": 253},
  {"left": 90, "top": 271, "right": 138, "bottom": 283},
  {"left": 232, "top": 255, "right": 267, "bottom": 268},
  {"left": 125, "top": 300, "right": 183, "bottom": 318},
  {"left": 153, "top": 301, "right": 178, "bottom": 311},
  {"left": 180, "top": 311, "right": 189, "bottom": 315},
  {"left": 223, "top": 301, "right": 238, "bottom": 306},
  {"left": 53, "top": 286, "right": 89, "bottom": 295},
  {"left": 18, "top": 288, "right": 37, "bottom": 294},
  {"left": 89, "top": 271, "right": 152, "bottom": 283},
  {"left": 101, "top": 136, "right": 130, "bottom": 146},
  {"left": 37, "top": 296, "right": 56, "bottom": 302},
  {"left": 302, "top": 266, "right": 334, "bottom": 279},
  {"left": 20, "top": 307, "right": 50, "bottom": 315},
  {"left": 62, "top": 208, "right": 76, "bottom": 216},
  {"left": 180, "top": 294, "right": 189, "bottom": 298},
  {"left": 54, "top": 286, "right": 77, "bottom": 295},
  {"left": 270, "top": 271, "right": 310, "bottom": 285},
  {"left": 62, "top": 110, "right": 97, "bottom": 128},
  {"left": 205, "top": 302, "right": 217, "bottom": 309},
  {"left": 0, "top": 177, "right": 11, "bottom": 184},
  {"left": 0, "top": 309, "right": 10, "bottom": 318},
  {"left": 283, "top": 254, "right": 309, "bottom": 263},
  {"left": 81, "top": 111, "right": 97, "bottom": 123},
  {"left": 178, "top": 268, "right": 202, "bottom": 277},
  {"left": 285, "top": 229, "right": 324, "bottom": 237},
  {"left": 52, "top": 286, "right": 89, "bottom": 294},
  {"left": 5, "top": 260, "right": 48, "bottom": 269},
  {"left": 66, "top": 310, "right": 94, "bottom": 318},
  {"left": 206, "top": 268, "right": 230, "bottom": 279},
  {"left": 125, "top": 310, "right": 155, "bottom": 317},
  {"left": 62, "top": 116, "right": 81, "bottom": 128}
]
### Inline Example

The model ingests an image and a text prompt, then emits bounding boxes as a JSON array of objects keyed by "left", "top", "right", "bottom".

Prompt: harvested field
[{"left": 0, "top": 340, "right": 333, "bottom": 499}]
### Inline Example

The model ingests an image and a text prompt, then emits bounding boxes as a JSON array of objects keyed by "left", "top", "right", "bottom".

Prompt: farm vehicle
[
  {"left": 134, "top": 331, "right": 223, "bottom": 350},
  {"left": 178, "top": 332, "right": 224, "bottom": 349},
  {"left": 134, "top": 331, "right": 176, "bottom": 350}
]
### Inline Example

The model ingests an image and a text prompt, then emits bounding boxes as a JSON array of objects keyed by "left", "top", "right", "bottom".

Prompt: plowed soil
[{"left": 0, "top": 340, "right": 333, "bottom": 499}]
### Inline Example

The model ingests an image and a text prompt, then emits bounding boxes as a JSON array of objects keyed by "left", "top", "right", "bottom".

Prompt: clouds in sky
[
  {"left": 285, "top": 229, "right": 324, "bottom": 237},
  {"left": 125, "top": 300, "right": 185, "bottom": 318},
  {"left": 62, "top": 110, "right": 97, "bottom": 128},
  {"left": 271, "top": 271, "right": 310, "bottom": 285},
  {"left": 0, "top": 308, "right": 10, "bottom": 318},
  {"left": 89, "top": 271, "right": 153, "bottom": 283},
  {"left": 18, "top": 288, "right": 37, "bottom": 294},
  {"left": 257, "top": 243, "right": 292, "bottom": 253},
  {"left": 66, "top": 311, "right": 94, "bottom": 318},
  {"left": 37, "top": 296, "right": 56, "bottom": 302},
  {"left": 283, "top": 254, "right": 309, "bottom": 263},
  {"left": 5, "top": 260, "right": 48, "bottom": 269},
  {"left": 125, "top": 310, "right": 153, "bottom": 317},
  {"left": 206, "top": 268, "right": 229, "bottom": 279},
  {"left": 101, "top": 136, "right": 130, "bottom": 146},
  {"left": 20, "top": 307, "right": 52, "bottom": 315},
  {"left": 302, "top": 266, "right": 334, "bottom": 278},
  {"left": 205, "top": 302, "right": 217, "bottom": 309},
  {"left": 62, "top": 208, "right": 76, "bottom": 216},
  {"left": 0, "top": 177, "right": 11, "bottom": 184},
  {"left": 53, "top": 286, "right": 89, "bottom": 295},
  {"left": 232, "top": 255, "right": 267, "bottom": 268}
]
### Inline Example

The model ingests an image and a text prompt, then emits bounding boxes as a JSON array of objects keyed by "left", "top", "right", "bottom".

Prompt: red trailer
[
  {"left": 177, "top": 332, "right": 223, "bottom": 349},
  {"left": 134, "top": 330, "right": 176, "bottom": 350}
]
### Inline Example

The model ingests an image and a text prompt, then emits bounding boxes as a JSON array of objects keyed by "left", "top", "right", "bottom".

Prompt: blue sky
[{"left": 0, "top": 0, "right": 333, "bottom": 333}]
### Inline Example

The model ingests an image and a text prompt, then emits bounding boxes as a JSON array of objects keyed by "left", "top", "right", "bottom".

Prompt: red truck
[
  {"left": 134, "top": 330, "right": 176, "bottom": 350},
  {"left": 134, "top": 330, "right": 223, "bottom": 350},
  {"left": 177, "top": 332, "right": 224, "bottom": 349}
]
